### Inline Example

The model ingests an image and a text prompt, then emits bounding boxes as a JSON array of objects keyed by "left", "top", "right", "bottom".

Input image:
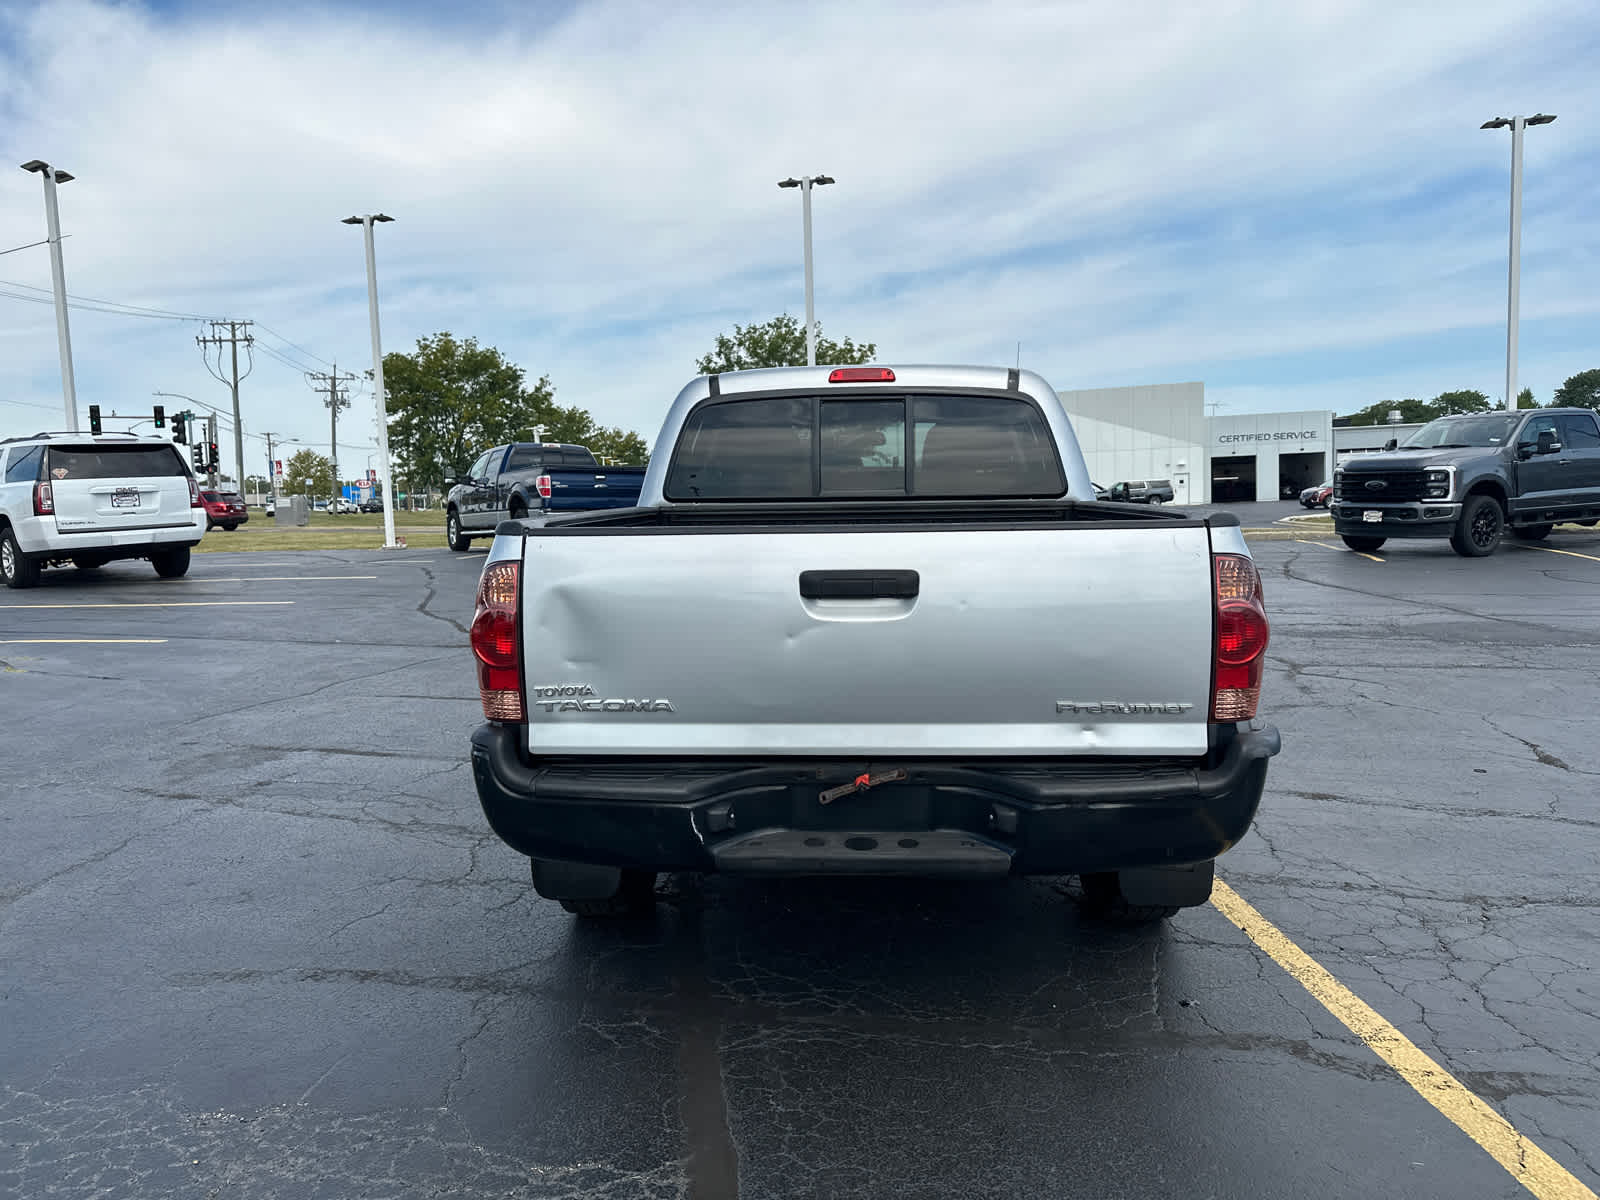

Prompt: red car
[
  {"left": 198, "top": 490, "right": 249, "bottom": 531},
  {"left": 1299, "top": 482, "right": 1333, "bottom": 508}
]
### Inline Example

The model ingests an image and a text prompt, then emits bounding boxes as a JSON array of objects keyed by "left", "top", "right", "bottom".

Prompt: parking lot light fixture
[
  {"left": 1482, "top": 114, "right": 1556, "bottom": 411},
  {"left": 20, "top": 159, "right": 79, "bottom": 430},
  {"left": 777, "top": 174, "right": 834, "bottom": 367}
]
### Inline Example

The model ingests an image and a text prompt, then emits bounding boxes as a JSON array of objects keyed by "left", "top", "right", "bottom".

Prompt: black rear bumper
[{"left": 470, "top": 723, "right": 1281, "bottom": 878}]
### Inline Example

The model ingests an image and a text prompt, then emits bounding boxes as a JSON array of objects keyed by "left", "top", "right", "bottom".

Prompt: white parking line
[
  {"left": 0, "top": 638, "right": 169, "bottom": 644},
  {"left": 0, "top": 601, "right": 293, "bottom": 609},
  {"left": 185, "top": 575, "right": 379, "bottom": 583},
  {"left": 1294, "top": 537, "right": 1384, "bottom": 563}
]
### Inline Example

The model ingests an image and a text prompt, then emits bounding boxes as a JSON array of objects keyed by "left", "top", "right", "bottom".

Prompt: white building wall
[
  {"left": 1208, "top": 410, "right": 1334, "bottom": 501},
  {"left": 1058, "top": 383, "right": 1208, "bottom": 504}
]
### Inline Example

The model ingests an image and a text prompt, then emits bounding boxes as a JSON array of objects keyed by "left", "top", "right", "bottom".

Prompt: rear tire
[
  {"left": 1451, "top": 494, "right": 1505, "bottom": 557},
  {"left": 509, "top": 501, "right": 528, "bottom": 521},
  {"left": 222, "top": 523, "right": 239, "bottom": 532},
  {"left": 1341, "top": 535, "right": 1386, "bottom": 552},
  {"left": 1512, "top": 524, "right": 1552, "bottom": 541},
  {"left": 150, "top": 546, "right": 191, "bottom": 579},
  {"left": 1, "top": 527, "right": 40, "bottom": 589},
  {"left": 446, "top": 509, "right": 469, "bottom": 552}
]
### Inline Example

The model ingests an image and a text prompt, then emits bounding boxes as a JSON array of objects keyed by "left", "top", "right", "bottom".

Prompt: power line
[
  {"left": 253, "top": 340, "right": 321, "bottom": 373},
  {"left": 255, "top": 323, "right": 334, "bottom": 368},
  {"left": 0, "top": 277, "right": 212, "bottom": 320},
  {"left": 0, "top": 239, "right": 52, "bottom": 258}
]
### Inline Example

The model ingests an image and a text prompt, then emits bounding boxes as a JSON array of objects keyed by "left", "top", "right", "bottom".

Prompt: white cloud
[{"left": 2, "top": 0, "right": 1597, "bottom": 459}]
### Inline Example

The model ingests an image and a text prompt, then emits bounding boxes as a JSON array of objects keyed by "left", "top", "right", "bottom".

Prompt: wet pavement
[{"left": 1, "top": 534, "right": 1596, "bottom": 1198}]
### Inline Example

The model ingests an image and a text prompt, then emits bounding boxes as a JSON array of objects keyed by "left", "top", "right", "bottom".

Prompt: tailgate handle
[{"left": 799, "top": 570, "right": 919, "bottom": 600}]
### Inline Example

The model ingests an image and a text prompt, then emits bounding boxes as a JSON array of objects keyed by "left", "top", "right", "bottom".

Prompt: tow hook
[{"left": 819, "top": 768, "right": 908, "bottom": 805}]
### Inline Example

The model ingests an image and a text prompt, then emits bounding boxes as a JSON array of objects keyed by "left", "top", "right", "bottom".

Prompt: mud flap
[
  {"left": 530, "top": 857, "right": 623, "bottom": 900},
  {"left": 1117, "top": 860, "right": 1215, "bottom": 908}
]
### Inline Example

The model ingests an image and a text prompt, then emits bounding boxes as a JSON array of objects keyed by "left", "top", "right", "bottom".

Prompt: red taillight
[
  {"left": 1211, "top": 553, "right": 1268, "bottom": 722},
  {"left": 33, "top": 481, "right": 54, "bottom": 516},
  {"left": 188, "top": 478, "right": 202, "bottom": 508},
  {"left": 828, "top": 367, "right": 895, "bottom": 383},
  {"left": 470, "top": 561, "right": 525, "bottom": 722},
  {"left": 535, "top": 474, "right": 552, "bottom": 500}
]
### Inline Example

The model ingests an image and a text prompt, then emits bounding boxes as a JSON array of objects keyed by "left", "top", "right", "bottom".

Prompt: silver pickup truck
[{"left": 468, "top": 365, "right": 1279, "bottom": 922}]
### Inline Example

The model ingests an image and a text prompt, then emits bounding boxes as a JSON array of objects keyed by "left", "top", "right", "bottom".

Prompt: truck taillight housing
[
  {"left": 535, "top": 474, "right": 552, "bottom": 499},
  {"left": 33, "top": 481, "right": 54, "bottom": 515},
  {"left": 471, "top": 561, "right": 525, "bottom": 722},
  {"left": 188, "top": 478, "right": 202, "bottom": 508},
  {"left": 1211, "top": 553, "right": 1269, "bottom": 722}
]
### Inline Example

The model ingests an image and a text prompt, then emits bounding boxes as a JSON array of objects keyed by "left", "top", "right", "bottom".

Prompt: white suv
[{"left": 0, "top": 432, "right": 206, "bottom": 588}]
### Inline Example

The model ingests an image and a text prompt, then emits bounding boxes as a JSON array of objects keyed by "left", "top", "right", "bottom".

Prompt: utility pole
[
  {"left": 305, "top": 363, "right": 358, "bottom": 509},
  {"left": 196, "top": 320, "right": 254, "bottom": 499}
]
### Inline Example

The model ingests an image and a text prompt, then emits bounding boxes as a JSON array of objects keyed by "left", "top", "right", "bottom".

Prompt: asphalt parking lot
[{"left": 2, "top": 535, "right": 1597, "bottom": 1199}]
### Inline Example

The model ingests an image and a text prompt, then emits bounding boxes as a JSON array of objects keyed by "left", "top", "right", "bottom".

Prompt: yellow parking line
[
  {"left": 1294, "top": 537, "right": 1384, "bottom": 563},
  {"left": 0, "top": 638, "right": 168, "bottom": 644},
  {"left": 1516, "top": 544, "right": 1600, "bottom": 565},
  {"left": 1211, "top": 880, "right": 1596, "bottom": 1200},
  {"left": 0, "top": 601, "right": 293, "bottom": 609}
]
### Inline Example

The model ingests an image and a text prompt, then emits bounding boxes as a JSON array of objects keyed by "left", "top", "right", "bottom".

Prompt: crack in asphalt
[{"left": 417, "top": 565, "right": 471, "bottom": 638}]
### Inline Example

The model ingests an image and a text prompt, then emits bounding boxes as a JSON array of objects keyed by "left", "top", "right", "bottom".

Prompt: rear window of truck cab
[{"left": 665, "top": 393, "right": 1065, "bottom": 500}]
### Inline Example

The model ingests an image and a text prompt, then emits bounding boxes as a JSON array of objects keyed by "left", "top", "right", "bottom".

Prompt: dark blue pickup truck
[{"left": 445, "top": 442, "right": 646, "bottom": 551}]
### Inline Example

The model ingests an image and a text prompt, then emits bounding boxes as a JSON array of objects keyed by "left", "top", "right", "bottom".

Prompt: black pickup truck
[
  {"left": 1332, "top": 408, "right": 1600, "bottom": 557},
  {"left": 445, "top": 442, "right": 646, "bottom": 551}
]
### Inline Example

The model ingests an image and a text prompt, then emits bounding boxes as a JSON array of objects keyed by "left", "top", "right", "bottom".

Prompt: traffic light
[
  {"left": 208, "top": 442, "right": 219, "bottom": 472},
  {"left": 153, "top": 404, "right": 165, "bottom": 429},
  {"left": 88, "top": 404, "right": 102, "bottom": 434},
  {"left": 172, "top": 413, "right": 187, "bottom": 444},
  {"left": 191, "top": 444, "right": 205, "bottom": 471}
]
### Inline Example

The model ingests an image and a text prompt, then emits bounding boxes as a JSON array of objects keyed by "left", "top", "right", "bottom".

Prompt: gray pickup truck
[
  {"left": 467, "top": 365, "right": 1279, "bottom": 923},
  {"left": 1332, "top": 408, "right": 1600, "bottom": 556}
]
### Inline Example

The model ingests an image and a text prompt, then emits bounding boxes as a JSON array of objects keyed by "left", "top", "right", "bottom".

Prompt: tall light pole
[
  {"left": 777, "top": 175, "right": 834, "bottom": 366},
  {"left": 343, "top": 214, "right": 397, "bottom": 547},
  {"left": 1481, "top": 114, "right": 1556, "bottom": 411},
  {"left": 20, "top": 160, "right": 79, "bottom": 430}
]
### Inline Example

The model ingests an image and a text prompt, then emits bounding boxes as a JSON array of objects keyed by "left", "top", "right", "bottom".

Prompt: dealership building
[{"left": 1058, "top": 382, "right": 1412, "bottom": 505}]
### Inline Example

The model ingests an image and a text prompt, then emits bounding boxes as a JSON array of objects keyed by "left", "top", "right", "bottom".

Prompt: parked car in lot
[
  {"left": 468, "top": 365, "right": 1279, "bottom": 924},
  {"left": 1108, "top": 479, "right": 1175, "bottom": 504},
  {"left": 332, "top": 498, "right": 359, "bottom": 514},
  {"left": 1299, "top": 481, "right": 1333, "bottom": 508},
  {"left": 445, "top": 442, "right": 647, "bottom": 551},
  {"left": 1332, "top": 408, "right": 1600, "bottom": 556},
  {"left": 359, "top": 497, "right": 385, "bottom": 513},
  {"left": 197, "top": 489, "right": 249, "bottom": 531},
  {"left": 0, "top": 432, "right": 203, "bottom": 587},
  {"left": 1091, "top": 481, "right": 1111, "bottom": 500}
]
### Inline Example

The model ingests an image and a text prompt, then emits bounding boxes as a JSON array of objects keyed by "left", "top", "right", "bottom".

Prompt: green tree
[
  {"left": 284, "top": 449, "right": 334, "bottom": 497},
  {"left": 587, "top": 427, "right": 651, "bottom": 464},
  {"left": 1342, "top": 389, "right": 1494, "bottom": 426},
  {"left": 383, "top": 333, "right": 555, "bottom": 489},
  {"left": 695, "top": 313, "right": 876, "bottom": 374},
  {"left": 1516, "top": 388, "right": 1538, "bottom": 409},
  {"left": 1341, "top": 398, "right": 1435, "bottom": 427},
  {"left": 1430, "top": 389, "right": 1491, "bottom": 416},
  {"left": 1553, "top": 369, "right": 1600, "bottom": 410}
]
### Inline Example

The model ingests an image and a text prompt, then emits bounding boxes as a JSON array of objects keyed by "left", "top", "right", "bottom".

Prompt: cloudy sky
[{"left": 2, "top": 0, "right": 1596, "bottom": 474}]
